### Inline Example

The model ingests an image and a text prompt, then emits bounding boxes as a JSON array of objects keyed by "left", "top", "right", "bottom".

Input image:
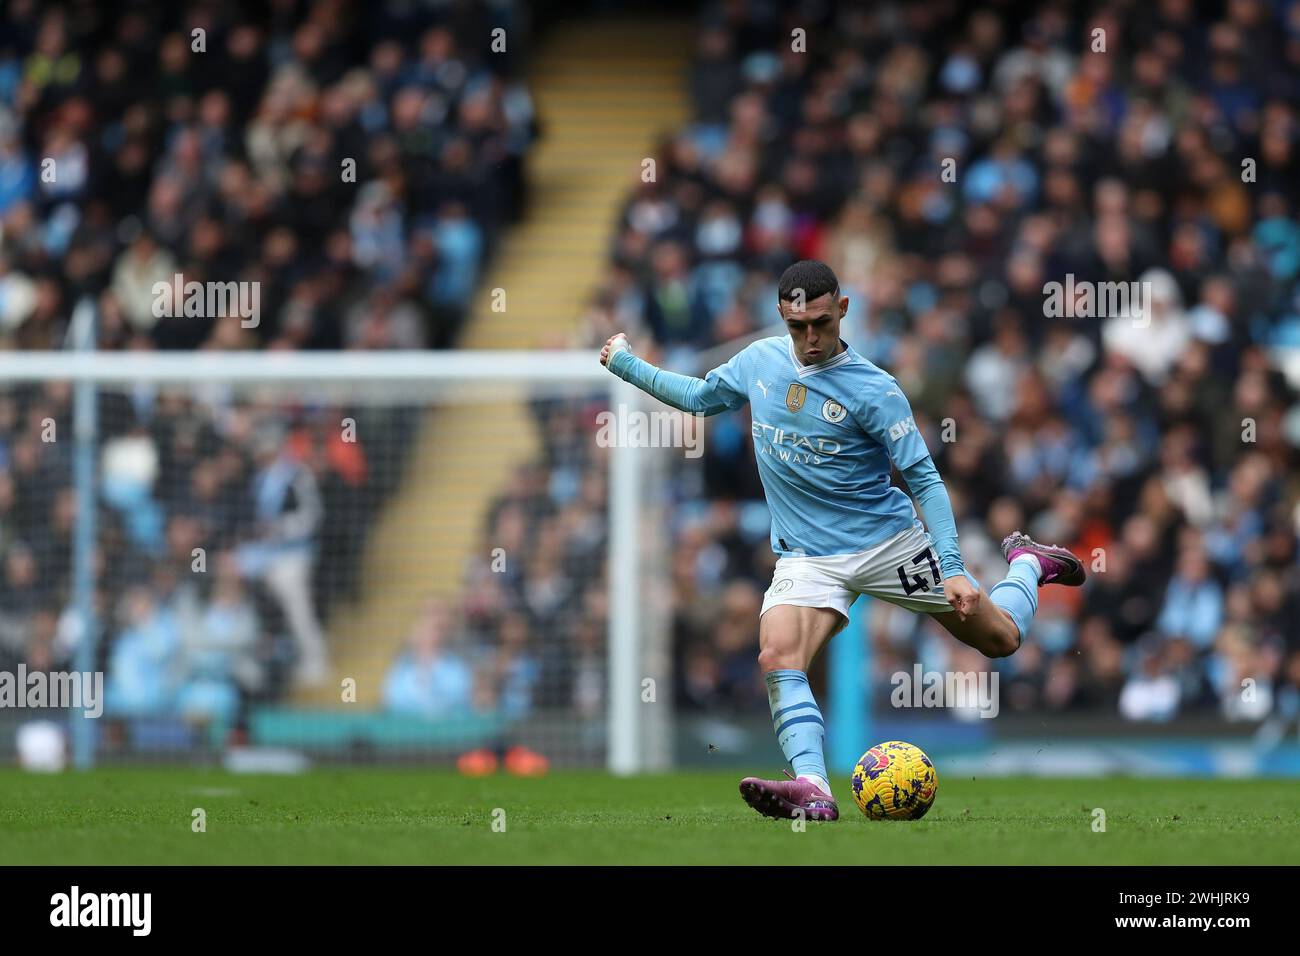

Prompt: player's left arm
[
  {"left": 899, "top": 456, "right": 978, "bottom": 620},
  {"left": 860, "top": 380, "right": 977, "bottom": 619}
]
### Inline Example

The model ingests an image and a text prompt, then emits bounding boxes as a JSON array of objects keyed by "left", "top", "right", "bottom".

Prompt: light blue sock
[
  {"left": 989, "top": 556, "right": 1040, "bottom": 642},
  {"left": 764, "top": 669, "right": 829, "bottom": 792}
]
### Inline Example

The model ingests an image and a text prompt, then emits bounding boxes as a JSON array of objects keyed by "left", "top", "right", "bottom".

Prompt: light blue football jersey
[{"left": 620, "top": 335, "right": 930, "bottom": 557}]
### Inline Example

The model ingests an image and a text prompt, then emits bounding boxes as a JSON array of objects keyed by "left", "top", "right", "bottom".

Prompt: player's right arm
[{"left": 599, "top": 333, "right": 749, "bottom": 416}]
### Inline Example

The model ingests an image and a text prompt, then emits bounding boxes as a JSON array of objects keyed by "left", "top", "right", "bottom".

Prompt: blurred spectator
[
  {"left": 475, "top": 610, "right": 539, "bottom": 720},
  {"left": 235, "top": 422, "right": 328, "bottom": 687},
  {"left": 383, "top": 598, "right": 474, "bottom": 718},
  {"left": 105, "top": 585, "right": 180, "bottom": 717},
  {"left": 1119, "top": 640, "right": 1181, "bottom": 722},
  {"left": 174, "top": 553, "right": 262, "bottom": 726},
  {"left": 1155, "top": 546, "right": 1224, "bottom": 649}
]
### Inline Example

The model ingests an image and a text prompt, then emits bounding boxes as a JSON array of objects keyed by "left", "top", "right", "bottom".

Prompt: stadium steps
[{"left": 293, "top": 17, "right": 691, "bottom": 707}]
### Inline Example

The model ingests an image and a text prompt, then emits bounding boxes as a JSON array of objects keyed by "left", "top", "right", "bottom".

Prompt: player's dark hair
[{"left": 778, "top": 260, "right": 840, "bottom": 304}]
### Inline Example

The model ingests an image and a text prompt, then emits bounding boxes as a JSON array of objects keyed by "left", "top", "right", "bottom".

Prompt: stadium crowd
[
  {"left": 494, "top": 0, "right": 1300, "bottom": 725},
  {"left": 0, "top": 0, "right": 533, "bottom": 736},
  {"left": 4, "top": 0, "right": 1300, "bottom": 747}
]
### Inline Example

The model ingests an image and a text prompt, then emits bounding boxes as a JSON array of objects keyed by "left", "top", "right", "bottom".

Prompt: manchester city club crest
[
  {"left": 821, "top": 398, "right": 847, "bottom": 423},
  {"left": 785, "top": 383, "right": 807, "bottom": 412}
]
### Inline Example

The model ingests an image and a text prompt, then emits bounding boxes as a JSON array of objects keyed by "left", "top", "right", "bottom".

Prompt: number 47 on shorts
[{"left": 896, "top": 548, "right": 941, "bottom": 595}]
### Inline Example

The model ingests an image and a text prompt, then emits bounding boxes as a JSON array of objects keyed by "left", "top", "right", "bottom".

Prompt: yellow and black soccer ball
[{"left": 851, "top": 740, "right": 938, "bottom": 820}]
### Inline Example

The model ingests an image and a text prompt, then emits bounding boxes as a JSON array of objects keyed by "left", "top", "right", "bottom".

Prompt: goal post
[{"left": 0, "top": 350, "right": 656, "bottom": 774}]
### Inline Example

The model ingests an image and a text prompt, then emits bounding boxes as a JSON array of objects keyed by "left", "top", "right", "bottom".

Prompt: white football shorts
[{"left": 760, "top": 523, "right": 976, "bottom": 626}]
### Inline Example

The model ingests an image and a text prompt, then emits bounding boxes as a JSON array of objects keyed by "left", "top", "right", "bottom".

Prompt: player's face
[{"left": 778, "top": 292, "right": 849, "bottom": 365}]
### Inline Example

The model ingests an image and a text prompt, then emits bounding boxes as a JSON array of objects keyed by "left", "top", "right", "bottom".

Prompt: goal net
[{"left": 0, "top": 351, "right": 668, "bottom": 773}]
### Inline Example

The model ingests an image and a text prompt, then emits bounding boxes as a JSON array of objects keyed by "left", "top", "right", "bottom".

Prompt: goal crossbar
[{"left": 0, "top": 350, "right": 606, "bottom": 383}]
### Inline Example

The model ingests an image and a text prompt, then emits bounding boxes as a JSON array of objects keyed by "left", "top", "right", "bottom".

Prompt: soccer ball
[{"left": 851, "top": 740, "right": 938, "bottom": 820}]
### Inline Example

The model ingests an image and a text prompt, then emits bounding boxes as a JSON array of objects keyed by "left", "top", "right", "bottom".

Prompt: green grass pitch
[{"left": 1, "top": 768, "right": 1297, "bottom": 865}]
